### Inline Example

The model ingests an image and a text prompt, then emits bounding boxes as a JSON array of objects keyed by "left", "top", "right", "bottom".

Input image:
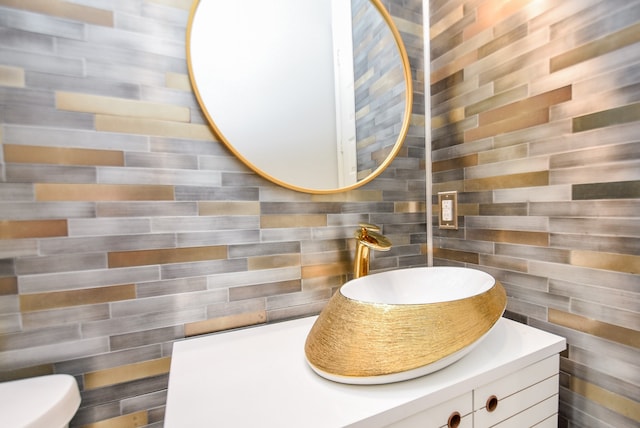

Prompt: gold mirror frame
[{"left": 186, "top": 0, "right": 413, "bottom": 194}]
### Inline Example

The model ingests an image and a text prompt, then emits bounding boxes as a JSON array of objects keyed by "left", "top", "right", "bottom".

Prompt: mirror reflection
[{"left": 187, "top": 0, "right": 412, "bottom": 193}]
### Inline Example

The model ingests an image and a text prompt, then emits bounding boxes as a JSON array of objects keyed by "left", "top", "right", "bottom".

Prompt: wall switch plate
[{"left": 438, "top": 191, "right": 458, "bottom": 230}]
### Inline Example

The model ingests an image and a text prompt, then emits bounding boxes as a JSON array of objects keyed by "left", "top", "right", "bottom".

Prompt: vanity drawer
[
  {"left": 474, "top": 354, "right": 559, "bottom": 412},
  {"left": 389, "top": 392, "right": 472, "bottom": 428},
  {"left": 474, "top": 375, "right": 559, "bottom": 427}
]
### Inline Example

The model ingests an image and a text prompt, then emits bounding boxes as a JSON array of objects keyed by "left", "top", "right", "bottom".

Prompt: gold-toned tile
[
  {"left": 247, "top": 254, "right": 301, "bottom": 270},
  {"left": 185, "top": 311, "right": 267, "bottom": 337},
  {"left": 34, "top": 184, "right": 175, "bottom": 201},
  {"left": 433, "top": 247, "right": 479, "bottom": 264},
  {"left": 570, "top": 250, "right": 639, "bottom": 274},
  {"left": 550, "top": 22, "right": 640, "bottom": 72},
  {"left": 0, "top": 220, "right": 68, "bottom": 239},
  {"left": 572, "top": 102, "right": 640, "bottom": 133},
  {"left": 478, "top": 86, "right": 571, "bottom": 126},
  {"left": 147, "top": 0, "right": 192, "bottom": 10},
  {"left": 432, "top": 180, "right": 465, "bottom": 194},
  {"left": 3, "top": 144, "right": 124, "bottom": 166},
  {"left": 56, "top": 92, "right": 190, "bottom": 122},
  {"left": 260, "top": 214, "right": 327, "bottom": 229},
  {"left": 20, "top": 284, "right": 136, "bottom": 312},
  {"left": 432, "top": 154, "right": 478, "bottom": 173},
  {"left": 0, "top": 0, "right": 113, "bottom": 26},
  {"left": 466, "top": 229, "right": 549, "bottom": 246},
  {"left": 464, "top": 171, "right": 549, "bottom": 191},
  {"left": 84, "top": 357, "right": 171, "bottom": 390},
  {"left": 199, "top": 201, "right": 260, "bottom": 216},
  {"left": 395, "top": 201, "right": 426, "bottom": 213},
  {"left": 165, "top": 72, "right": 191, "bottom": 91},
  {"left": 549, "top": 308, "right": 639, "bottom": 349},
  {"left": 465, "top": 108, "right": 549, "bottom": 142},
  {"left": 81, "top": 411, "right": 148, "bottom": 428},
  {"left": 0, "top": 277, "right": 17, "bottom": 296},
  {"left": 301, "top": 262, "right": 350, "bottom": 279},
  {"left": 95, "top": 115, "right": 215, "bottom": 141},
  {"left": 569, "top": 376, "right": 640, "bottom": 423},
  {"left": 432, "top": 107, "right": 466, "bottom": 129},
  {"left": 0, "top": 65, "right": 25, "bottom": 87},
  {"left": 108, "top": 246, "right": 227, "bottom": 268}
]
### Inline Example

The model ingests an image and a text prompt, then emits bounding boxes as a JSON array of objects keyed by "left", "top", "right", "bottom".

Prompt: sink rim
[
  {"left": 340, "top": 266, "right": 495, "bottom": 305},
  {"left": 304, "top": 266, "right": 507, "bottom": 384}
]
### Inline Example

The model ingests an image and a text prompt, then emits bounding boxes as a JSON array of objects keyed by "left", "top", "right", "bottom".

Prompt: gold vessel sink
[{"left": 304, "top": 267, "right": 507, "bottom": 384}]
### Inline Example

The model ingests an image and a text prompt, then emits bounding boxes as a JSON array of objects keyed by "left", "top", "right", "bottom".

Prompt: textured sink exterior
[{"left": 305, "top": 267, "right": 507, "bottom": 384}]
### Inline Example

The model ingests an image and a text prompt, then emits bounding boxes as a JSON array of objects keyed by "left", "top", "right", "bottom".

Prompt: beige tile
[
  {"left": 570, "top": 250, "right": 639, "bottom": 275},
  {"left": 302, "top": 262, "right": 351, "bottom": 279},
  {"left": 0, "top": 65, "right": 25, "bottom": 87},
  {"left": 431, "top": 5, "right": 464, "bottom": 39},
  {"left": 260, "top": 215, "right": 327, "bottom": 229},
  {"left": 199, "top": 202, "right": 260, "bottom": 216},
  {"left": 466, "top": 229, "right": 549, "bottom": 246},
  {"left": 4, "top": 144, "right": 124, "bottom": 166},
  {"left": 248, "top": 254, "right": 301, "bottom": 270},
  {"left": 20, "top": 284, "right": 136, "bottom": 312},
  {"left": 549, "top": 308, "right": 639, "bottom": 349},
  {"left": 569, "top": 376, "right": 640, "bottom": 422},
  {"left": 95, "top": 115, "right": 215, "bottom": 141},
  {"left": 551, "top": 22, "right": 640, "bottom": 72},
  {"left": 0, "top": 0, "right": 113, "bottom": 26},
  {"left": 463, "top": 0, "right": 535, "bottom": 40},
  {"left": 165, "top": 72, "right": 191, "bottom": 91},
  {"left": 84, "top": 357, "right": 171, "bottom": 389},
  {"left": 395, "top": 201, "right": 426, "bottom": 213},
  {"left": 109, "top": 246, "right": 227, "bottom": 268},
  {"left": 465, "top": 108, "right": 549, "bottom": 142},
  {"left": 185, "top": 311, "right": 267, "bottom": 337},
  {"left": 35, "top": 184, "right": 175, "bottom": 201},
  {"left": 57, "top": 92, "right": 190, "bottom": 122},
  {"left": 147, "top": 0, "right": 192, "bottom": 10},
  {"left": 478, "top": 86, "right": 571, "bottom": 126},
  {"left": 0, "top": 220, "right": 68, "bottom": 239},
  {"left": 464, "top": 171, "right": 549, "bottom": 191},
  {"left": 82, "top": 411, "right": 148, "bottom": 428},
  {"left": 431, "top": 50, "right": 478, "bottom": 84}
]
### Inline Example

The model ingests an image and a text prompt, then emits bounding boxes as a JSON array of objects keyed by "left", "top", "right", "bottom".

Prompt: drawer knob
[
  {"left": 447, "top": 411, "right": 461, "bottom": 428},
  {"left": 486, "top": 395, "right": 499, "bottom": 412}
]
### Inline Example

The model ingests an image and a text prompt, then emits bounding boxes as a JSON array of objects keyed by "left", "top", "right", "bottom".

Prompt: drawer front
[
  {"left": 492, "top": 394, "right": 558, "bottom": 428},
  {"left": 474, "top": 376, "right": 559, "bottom": 427},
  {"left": 474, "top": 354, "right": 559, "bottom": 412},
  {"left": 389, "top": 392, "right": 472, "bottom": 428}
]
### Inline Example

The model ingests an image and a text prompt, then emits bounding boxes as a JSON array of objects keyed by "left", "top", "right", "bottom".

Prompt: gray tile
[
  {"left": 111, "top": 289, "right": 227, "bottom": 318},
  {"left": 16, "top": 252, "right": 107, "bottom": 275},
  {"left": 96, "top": 202, "right": 198, "bottom": 217},
  {"left": 136, "top": 277, "right": 207, "bottom": 298},
  {"left": 0, "top": 337, "right": 109, "bottom": 371},
  {"left": 22, "top": 304, "right": 110, "bottom": 330},
  {"left": 160, "top": 258, "right": 246, "bottom": 280},
  {"left": 0, "top": 6, "right": 86, "bottom": 40},
  {"left": 55, "top": 345, "right": 162, "bottom": 375},
  {"left": 18, "top": 266, "right": 160, "bottom": 293},
  {"left": 40, "top": 234, "right": 175, "bottom": 255},
  {"left": 109, "top": 325, "right": 184, "bottom": 351},
  {"left": 5, "top": 164, "right": 97, "bottom": 184},
  {"left": 68, "top": 218, "right": 151, "bottom": 237}
]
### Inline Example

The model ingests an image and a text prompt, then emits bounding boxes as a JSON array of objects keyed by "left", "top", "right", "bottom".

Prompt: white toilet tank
[{"left": 0, "top": 374, "right": 81, "bottom": 428}]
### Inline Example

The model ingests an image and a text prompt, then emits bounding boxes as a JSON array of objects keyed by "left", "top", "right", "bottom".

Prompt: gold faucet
[{"left": 353, "top": 222, "right": 392, "bottom": 279}]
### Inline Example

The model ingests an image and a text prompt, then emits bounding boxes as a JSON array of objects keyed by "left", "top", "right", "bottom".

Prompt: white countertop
[{"left": 165, "top": 316, "right": 565, "bottom": 427}]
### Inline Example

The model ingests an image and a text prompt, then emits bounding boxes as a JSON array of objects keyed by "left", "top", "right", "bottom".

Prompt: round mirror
[{"left": 187, "top": 0, "right": 413, "bottom": 194}]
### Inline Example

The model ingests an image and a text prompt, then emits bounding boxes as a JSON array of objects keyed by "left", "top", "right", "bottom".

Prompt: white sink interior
[{"left": 341, "top": 266, "right": 495, "bottom": 304}]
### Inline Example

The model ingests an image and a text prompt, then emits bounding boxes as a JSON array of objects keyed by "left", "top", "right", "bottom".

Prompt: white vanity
[{"left": 165, "top": 316, "right": 565, "bottom": 427}]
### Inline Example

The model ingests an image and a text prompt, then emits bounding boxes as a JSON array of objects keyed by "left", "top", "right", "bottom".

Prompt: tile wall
[
  {"left": 429, "top": 0, "right": 639, "bottom": 427},
  {"left": 0, "top": 0, "right": 426, "bottom": 426}
]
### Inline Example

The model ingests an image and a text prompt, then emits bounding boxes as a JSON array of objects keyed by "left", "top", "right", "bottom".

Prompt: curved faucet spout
[{"left": 353, "top": 223, "right": 391, "bottom": 278}]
